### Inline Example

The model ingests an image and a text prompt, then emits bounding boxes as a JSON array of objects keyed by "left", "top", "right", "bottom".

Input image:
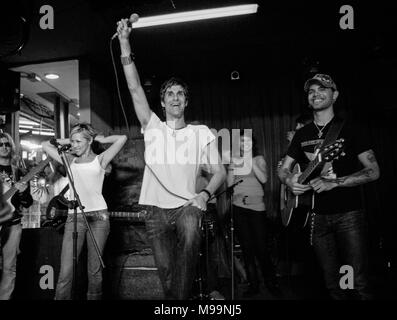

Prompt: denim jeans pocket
[{"left": 336, "top": 210, "right": 366, "bottom": 233}]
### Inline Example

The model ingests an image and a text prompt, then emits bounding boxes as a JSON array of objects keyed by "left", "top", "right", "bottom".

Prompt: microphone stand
[
  {"left": 209, "top": 179, "right": 243, "bottom": 300},
  {"left": 55, "top": 145, "right": 105, "bottom": 299}
]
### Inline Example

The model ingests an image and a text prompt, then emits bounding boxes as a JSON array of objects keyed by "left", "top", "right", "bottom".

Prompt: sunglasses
[{"left": 0, "top": 142, "right": 11, "bottom": 148}]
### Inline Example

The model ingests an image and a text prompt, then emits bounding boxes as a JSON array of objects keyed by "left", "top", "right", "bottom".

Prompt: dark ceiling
[{"left": 1, "top": 0, "right": 397, "bottom": 83}]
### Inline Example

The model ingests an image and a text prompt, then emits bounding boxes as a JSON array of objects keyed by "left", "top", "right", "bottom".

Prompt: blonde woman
[{"left": 42, "top": 123, "right": 127, "bottom": 300}]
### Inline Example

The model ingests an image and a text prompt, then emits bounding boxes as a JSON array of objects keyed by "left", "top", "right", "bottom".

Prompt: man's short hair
[{"left": 159, "top": 77, "right": 189, "bottom": 103}]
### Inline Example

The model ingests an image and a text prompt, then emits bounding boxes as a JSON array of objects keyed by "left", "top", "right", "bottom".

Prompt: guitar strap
[
  {"left": 318, "top": 117, "right": 345, "bottom": 151},
  {"left": 316, "top": 117, "right": 345, "bottom": 175},
  {"left": 309, "top": 117, "right": 346, "bottom": 241}
]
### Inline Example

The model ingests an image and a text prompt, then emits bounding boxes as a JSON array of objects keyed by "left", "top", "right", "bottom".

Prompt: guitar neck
[
  {"left": 297, "top": 157, "right": 320, "bottom": 184},
  {"left": 3, "top": 159, "right": 50, "bottom": 201}
]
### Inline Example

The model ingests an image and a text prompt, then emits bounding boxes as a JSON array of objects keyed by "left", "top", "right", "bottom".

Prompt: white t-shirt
[{"left": 139, "top": 112, "right": 216, "bottom": 208}]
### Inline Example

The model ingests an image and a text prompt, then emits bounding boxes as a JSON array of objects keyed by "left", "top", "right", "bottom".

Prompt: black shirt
[{"left": 287, "top": 117, "right": 372, "bottom": 215}]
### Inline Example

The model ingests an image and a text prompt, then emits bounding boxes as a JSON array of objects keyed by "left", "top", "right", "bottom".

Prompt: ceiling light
[
  {"left": 20, "top": 119, "right": 38, "bottom": 126},
  {"left": 133, "top": 4, "right": 259, "bottom": 28},
  {"left": 32, "top": 131, "right": 55, "bottom": 136},
  {"left": 26, "top": 73, "right": 42, "bottom": 82},
  {"left": 44, "top": 73, "right": 60, "bottom": 80}
]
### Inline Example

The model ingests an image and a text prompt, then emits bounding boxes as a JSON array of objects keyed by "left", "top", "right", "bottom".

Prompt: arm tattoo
[{"left": 334, "top": 168, "right": 375, "bottom": 187}]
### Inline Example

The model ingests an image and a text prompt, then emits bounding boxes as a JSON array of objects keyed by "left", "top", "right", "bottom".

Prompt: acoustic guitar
[{"left": 281, "top": 139, "right": 345, "bottom": 227}]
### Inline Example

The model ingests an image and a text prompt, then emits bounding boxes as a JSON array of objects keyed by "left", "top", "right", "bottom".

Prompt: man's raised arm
[{"left": 117, "top": 18, "right": 152, "bottom": 129}]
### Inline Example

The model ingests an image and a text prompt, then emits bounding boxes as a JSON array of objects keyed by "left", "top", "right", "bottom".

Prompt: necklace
[
  {"left": 313, "top": 118, "right": 333, "bottom": 138},
  {"left": 170, "top": 125, "right": 187, "bottom": 137}
]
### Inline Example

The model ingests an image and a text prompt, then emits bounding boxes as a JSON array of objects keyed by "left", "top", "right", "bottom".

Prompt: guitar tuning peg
[{"left": 341, "top": 152, "right": 346, "bottom": 156}]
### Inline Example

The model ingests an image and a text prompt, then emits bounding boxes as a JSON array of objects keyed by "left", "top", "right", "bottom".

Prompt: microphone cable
[{"left": 109, "top": 37, "right": 131, "bottom": 137}]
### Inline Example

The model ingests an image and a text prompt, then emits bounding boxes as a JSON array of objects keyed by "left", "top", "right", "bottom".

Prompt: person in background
[
  {"left": 227, "top": 132, "right": 280, "bottom": 298},
  {"left": 0, "top": 132, "right": 33, "bottom": 300}
]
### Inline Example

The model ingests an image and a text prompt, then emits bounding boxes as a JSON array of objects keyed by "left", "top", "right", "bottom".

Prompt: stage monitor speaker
[
  {"left": 14, "top": 228, "right": 63, "bottom": 300},
  {"left": 108, "top": 248, "right": 164, "bottom": 300},
  {"left": 14, "top": 227, "right": 88, "bottom": 300},
  {"left": 0, "top": 69, "right": 20, "bottom": 114}
]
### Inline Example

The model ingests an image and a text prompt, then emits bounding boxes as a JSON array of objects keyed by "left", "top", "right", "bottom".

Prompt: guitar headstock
[{"left": 321, "top": 138, "right": 345, "bottom": 162}]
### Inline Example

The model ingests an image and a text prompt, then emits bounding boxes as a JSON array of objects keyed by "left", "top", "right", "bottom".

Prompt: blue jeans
[
  {"left": 145, "top": 205, "right": 202, "bottom": 300},
  {"left": 312, "top": 210, "right": 372, "bottom": 300},
  {"left": 0, "top": 223, "right": 22, "bottom": 300},
  {"left": 55, "top": 210, "right": 110, "bottom": 300}
]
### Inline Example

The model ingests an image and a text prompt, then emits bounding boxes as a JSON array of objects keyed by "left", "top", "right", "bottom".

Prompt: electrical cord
[
  {"left": 109, "top": 35, "right": 190, "bottom": 203},
  {"left": 109, "top": 38, "right": 131, "bottom": 136}
]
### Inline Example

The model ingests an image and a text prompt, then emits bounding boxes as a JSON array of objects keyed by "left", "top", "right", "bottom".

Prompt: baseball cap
[{"left": 304, "top": 74, "right": 337, "bottom": 92}]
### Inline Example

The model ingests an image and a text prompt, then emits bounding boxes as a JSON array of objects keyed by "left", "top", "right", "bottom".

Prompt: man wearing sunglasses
[{"left": 0, "top": 132, "right": 33, "bottom": 300}]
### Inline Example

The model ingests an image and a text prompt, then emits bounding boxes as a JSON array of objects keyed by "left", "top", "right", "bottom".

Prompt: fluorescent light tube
[{"left": 133, "top": 4, "right": 258, "bottom": 28}]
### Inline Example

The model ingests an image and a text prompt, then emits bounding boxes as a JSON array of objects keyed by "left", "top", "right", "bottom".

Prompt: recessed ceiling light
[{"left": 45, "top": 73, "right": 60, "bottom": 80}]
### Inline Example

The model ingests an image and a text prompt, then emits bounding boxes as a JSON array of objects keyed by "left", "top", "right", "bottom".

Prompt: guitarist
[
  {"left": 278, "top": 74, "right": 380, "bottom": 300},
  {"left": 0, "top": 132, "right": 33, "bottom": 300}
]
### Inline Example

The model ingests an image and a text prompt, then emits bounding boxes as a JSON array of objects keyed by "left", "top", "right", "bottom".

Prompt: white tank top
[
  {"left": 68, "top": 155, "right": 107, "bottom": 213},
  {"left": 233, "top": 156, "right": 266, "bottom": 212}
]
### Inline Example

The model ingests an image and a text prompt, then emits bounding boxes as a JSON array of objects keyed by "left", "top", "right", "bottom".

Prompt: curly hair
[{"left": 0, "top": 132, "right": 18, "bottom": 163}]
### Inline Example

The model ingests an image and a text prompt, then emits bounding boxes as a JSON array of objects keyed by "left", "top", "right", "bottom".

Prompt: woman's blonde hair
[{"left": 70, "top": 123, "right": 97, "bottom": 142}]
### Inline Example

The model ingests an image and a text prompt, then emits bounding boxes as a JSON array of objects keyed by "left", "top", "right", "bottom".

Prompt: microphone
[
  {"left": 111, "top": 13, "right": 139, "bottom": 40},
  {"left": 50, "top": 138, "right": 71, "bottom": 152}
]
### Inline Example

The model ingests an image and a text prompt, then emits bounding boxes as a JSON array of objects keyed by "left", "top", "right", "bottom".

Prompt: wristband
[
  {"left": 199, "top": 189, "right": 211, "bottom": 201},
  {"left": 120, "top": 53, "right": 134, "bottom": 65}
]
